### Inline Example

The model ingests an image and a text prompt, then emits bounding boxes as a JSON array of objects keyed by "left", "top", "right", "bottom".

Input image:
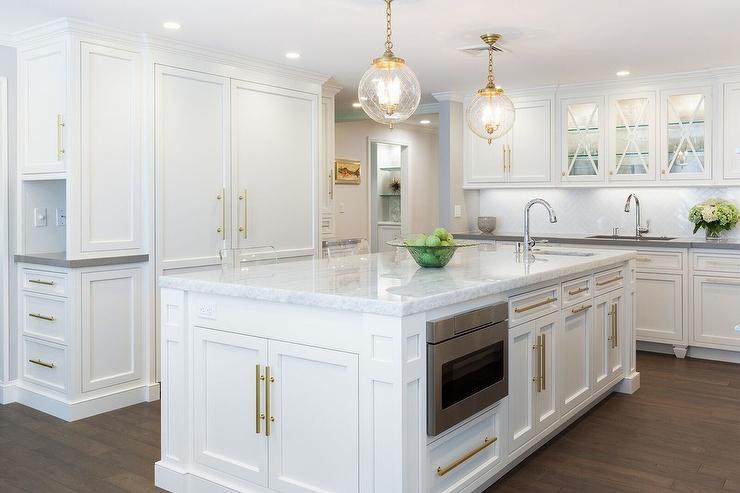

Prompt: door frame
[{"left": 0, "top": 76, "right": 8, "bottom": 385}]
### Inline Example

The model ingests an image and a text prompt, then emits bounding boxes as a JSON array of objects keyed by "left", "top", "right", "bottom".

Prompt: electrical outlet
[
  {"left": 33, "top": 208, "right": 47, "bottom": 227},
  {"left": 454, "top": 205, "right": 462, "bottom": 218},
  {"left": 339, "top": 202, "right": 345, "bottom": 214},
  {"left": 197, "top": 303, "right": 216, "bottom": 319},
  {"left": 56, "top": 208, "right": 66, "bottom": 226}
]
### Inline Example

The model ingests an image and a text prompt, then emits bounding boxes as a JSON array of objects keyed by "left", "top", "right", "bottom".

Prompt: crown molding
[
  {"left": 322, "top": 81, "right": 343, "bottom": 97},
  {"left": 432, "top": 91, "right": 465, "bottom": 103},
  {"left": 416, "top": 102, "right": 440, "bottom": 114},
  {"left": 0, "top": 32, "right": 13, "bottom": 47}
]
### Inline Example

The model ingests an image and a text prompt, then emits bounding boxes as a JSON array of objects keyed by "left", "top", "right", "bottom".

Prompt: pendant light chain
[
  {"left": 384, "top": 0, "right": 394, "bottom": 55},
  {"left": 487, "top": 45, "right": 495, "bottom": 86}
]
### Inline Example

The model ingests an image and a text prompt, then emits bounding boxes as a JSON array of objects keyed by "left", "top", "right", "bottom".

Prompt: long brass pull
[
  {"left": 568, "top": 286, "right": 589, "bottom": 296},
  {"left": 597, "top": 276, "right": 623, "bottom": 287},
  {"left": 507, "top": 145, "right": 512, "bottom": 171},
  {"left": 502, "top": 146, "right": 506, "bottom": 173},
  {"left": 265, "top": 366, "right": 273, "bottom": 437},
  {"left": 607, "top": 305, "right": 615, "bottom": 348},
  {"left": 238, "top": 190, "right": 248, "bottom": 239},
  {"left": 514, "top": 297, "right": 557, "bottom": 314},
  {"left": 216, "top": 189, "right": 225, "bottom": 238},
  {"left": 541, "top": 333, "right": 546, "bottom": 391},
  {"left": 29, "top": 313, "right": 55, "bottom": 322},
  {"left": 612, "top": 303, "right": 618, "bottom": 348},
  {"left": 29, "top": 358, "right": 55, "bottom": 369},
  {"left": 56, "top": 114, "right": 65, "bottom": 160},
  {"left": 29, "top": 279, "right": 55, "bottom": 286},
  {"left": 256, "top": 365, "right": 265, "bottom": 434},
  {"left": 636, "top": 257, "right": 652, "bottom": 262},
  {"left": 533, "top": 336, "right": 541, "bottom": 392},
  {"left": 436, "top": 436, "right": 497, "bottom": 476},
  {"left": 571, "top": 304, "right": 592, "bottom": 314},
  {"left": 328, "top": 171, "right": 334, "bottom": 200}
]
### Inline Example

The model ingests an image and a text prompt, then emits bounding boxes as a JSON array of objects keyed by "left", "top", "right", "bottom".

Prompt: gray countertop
[
  {"left": 15, "top": 252, "right": 150, "bottom": 268},
  {"left": 455, "top": 232, "right": 740, "bottom": 250}
]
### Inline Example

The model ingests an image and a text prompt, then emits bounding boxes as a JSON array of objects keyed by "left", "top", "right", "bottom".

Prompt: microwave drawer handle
[
  {"left": 514, "top": 297, "right": 557, "bottom": 314},
  {"left": 436, "top": 436, "right": 497, "bottom": 477},
  {"left": 596, "top": 276, "right": 623, "bottom": 287}
]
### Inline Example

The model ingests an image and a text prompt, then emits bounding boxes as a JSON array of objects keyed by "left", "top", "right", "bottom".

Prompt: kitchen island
[{"left": 155, "top": 244, "right": 639, "bottom": 493}]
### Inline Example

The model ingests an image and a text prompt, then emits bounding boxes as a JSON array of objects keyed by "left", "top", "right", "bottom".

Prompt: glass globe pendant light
[
  {"left": 358, "top": 0, "right": 421, "bottom": 128},
  {"left": 466, "top": 34, "right": 515, "bottom": 144}
]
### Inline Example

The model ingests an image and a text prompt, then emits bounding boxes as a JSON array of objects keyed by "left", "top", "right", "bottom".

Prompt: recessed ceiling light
[
  {"left": 616, "top": 70, "right": 630, "bottom": 77},
  {"left": 285, "top": 52, "right": 301, "bottom": 59},
  {"left": 419, "top": 120, "right": 431, "bottom": 125},
  {"left": 162, "top": 21, "right": 181, "bottom": 30}
]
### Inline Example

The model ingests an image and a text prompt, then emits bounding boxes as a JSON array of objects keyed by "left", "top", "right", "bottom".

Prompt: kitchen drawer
[
  {"left": 509, "top": 285, "right": 560, "bottom": 327},
  {"left": 21, "top": 268, "right": 68, "bottom": 297},
  {"left": 427, "top": 404, "right": 504, "bottom": 493},
  {"left": 22, "top": 337, "right": 67, "bottom": 392},
  {"left": 692, "top": 252, "right": 740, "bottom": 275},
  {"left": 594, "top": 267, "right": 625, "bottom": 296},
  {"left": 21, "top": 293, "right": 68, "bottom": 344},
  {"left": 561, "top": 276, "right": 592, "bottom": 308},
  {"left": 634, "top": 250, "right": 684, "bottom": 272}
]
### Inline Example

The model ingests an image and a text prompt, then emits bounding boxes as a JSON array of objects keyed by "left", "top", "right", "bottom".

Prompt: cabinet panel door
[
  {"left": 635, "top": 272, "right": 684, "bottom": 343},
  {"left": 534, "top": 313, "right": 559, "bottom": 431},
  {"left": 660, "top": 88, "right": 712, "bottom": 181},
  {"left": 233, "top": 80, "right": 318, "bottom": 257},
  {"left": 156, "top": 66, "right": 230, "bottom": 270},
  {"left": 465, "top": 125, "right": 507, "bottom": 184},
  {"left": 81, "top": 268, "right": 142, "bottom": 392},
  {"left": 608, "top": 292, "right": 625, "bottom": 382},
  {"left": 193, "top": 327, "right": 269, "bottom": 486},
  {"left": 592, "top": 293, "right": 611, "bottom": 392},
  {"left": 508, "top": 99, "right": 552, "bottom": 183},
  {"left": 608, "top": 92, "right": 656, "bottom": 181},
  {"left": 693, "top": 276, "right": 740, "bottom": 349},
  {"left": 267, "top": 341, "right": 359, "bottom": 493},
  {"left": 559, "top": 305, "right": 592, "bottom": 416},
  {"left": 723, "top": 82, "right": 740, "bottom": 180},
  {"left": 80, "top": 43, "right": 142, "bottom": 253},
  {"left": 19, "top": 42, "right": 68, "bottom": 174},
  {"left": 508, "top": 321, "right": 536, "bottom": 454}
]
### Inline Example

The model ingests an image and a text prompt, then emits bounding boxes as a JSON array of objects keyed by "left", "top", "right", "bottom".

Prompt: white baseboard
[
  {"left": 147, "top": 382, "right": 161, "bottom": 402},
  {"left": 0, "top": 380, "right": 18, "bottom": 404},
  {"left": 637, "top": 341, "right": 740, "bottom": 364},
  {"left": 616, "top": 371, "right": 641, "bottom": 394},
  {"left": 156, "top": 461, "right": 264, "bottom": 493}
]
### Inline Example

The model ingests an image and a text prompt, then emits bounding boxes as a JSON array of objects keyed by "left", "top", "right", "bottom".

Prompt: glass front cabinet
[
  {"left": 608, "top": 92, "right": 656, "bottom": 181},
  {"left": 561, "top": 96, "right": 605, "bottom": 182},
  {"left": 659, "top": 88, "right": 712, "bottom": 181}
]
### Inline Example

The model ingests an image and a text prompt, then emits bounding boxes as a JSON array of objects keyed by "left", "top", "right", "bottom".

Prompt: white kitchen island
[{"left": 155, "top": 244, "right": 639, "bottom": 493}]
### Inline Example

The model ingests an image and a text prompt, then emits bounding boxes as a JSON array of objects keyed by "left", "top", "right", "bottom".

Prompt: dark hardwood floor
[{"left": 0, "top": 351, "right": 738, "bottom": 492}]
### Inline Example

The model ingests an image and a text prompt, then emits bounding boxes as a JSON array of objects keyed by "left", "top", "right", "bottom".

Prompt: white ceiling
[{"left": 3, "top": 0, "right": 740, "bottom": 116}]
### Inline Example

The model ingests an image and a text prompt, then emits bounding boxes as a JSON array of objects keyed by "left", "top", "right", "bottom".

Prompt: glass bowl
[{"left": 386, "top": 239, "right": 479, "bottom": 268}]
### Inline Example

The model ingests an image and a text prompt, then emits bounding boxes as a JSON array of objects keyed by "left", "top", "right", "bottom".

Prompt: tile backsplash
[{"left": 479, "top": 187, "right": 740, "bottom": 239}]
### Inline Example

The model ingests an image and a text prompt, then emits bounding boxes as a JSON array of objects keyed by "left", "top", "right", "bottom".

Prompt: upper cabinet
[
  {"left": 659, "top": 88, "right": 712, "bottom": 181},
  {"left": 561, "top": 96, "right": 605, "bottom": 182},
  {"left": 723, "top": 82, "right": 740, "bottom": 180},
  {"left": 608, "top": 92, "right": 656, "bottom": 182}
]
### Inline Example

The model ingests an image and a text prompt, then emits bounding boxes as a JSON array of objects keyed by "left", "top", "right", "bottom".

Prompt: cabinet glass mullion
[{"left": 665, "top": 93, "right": 706, "bottom": 175}]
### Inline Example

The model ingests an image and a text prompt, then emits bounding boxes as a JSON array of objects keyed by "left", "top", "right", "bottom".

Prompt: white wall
[
  {"left": 334, "top": 120, "right": 438, "bottom": 240},
  {"left": 479, "top": 187, "right": 740, "bottom": 239}
]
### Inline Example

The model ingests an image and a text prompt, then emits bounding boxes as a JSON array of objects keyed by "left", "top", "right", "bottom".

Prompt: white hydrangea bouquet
[{"left": 688, "top": 199, "right": 740, "bottom": 239}]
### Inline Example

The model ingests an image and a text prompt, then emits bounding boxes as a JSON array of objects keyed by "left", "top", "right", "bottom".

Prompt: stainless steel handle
[
  {"left": 571, "top": 303, "right": 592, "bottom": 314},
  {"left": 216, "top": 189, "right": 225, "bottom": 238},
  {"left": 29, "top": 313, "right": 56, "bottom": 322},
  {"left": 541, "top": 333, "right": 546, "bottom": 391},
  {"left": 514, "top": 297, "right": 557, "bottom": 314},
  {"left": 56, "top": 114, "right": 65, "bottom": 160},
  {"left": 29, "top": 358, "right": 55, "bottom": 369},
  {"left": 568, "top": 286, "right": 589, "bottom": 296},
  {"left": 597, "top": 276, "right": 623, "bottom": 287},
  {"left": 239, "top": 190, "right": 248, "bottom": 239},
  {"left": 256, "top": 365, "right": 265, "bottom": 434},
  {"left": 436, "top": 436, "right": 497, "bottom": 476},
  {"left": 29, "top": 279, "right": 55, "bottom": 286}
]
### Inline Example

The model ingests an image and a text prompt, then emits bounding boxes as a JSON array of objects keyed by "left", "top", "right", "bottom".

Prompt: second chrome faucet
[{"left": 624, "top": 193, "right": 649, "bottom": 237}]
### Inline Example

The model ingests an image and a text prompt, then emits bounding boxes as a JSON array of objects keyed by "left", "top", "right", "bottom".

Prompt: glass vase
[{"left": 705, "top": 228, "right": 723, "bottom": 240}]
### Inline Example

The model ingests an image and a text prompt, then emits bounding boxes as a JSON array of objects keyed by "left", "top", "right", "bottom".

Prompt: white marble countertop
[{"left": 160, "top": 244, "right": 636, "bottom": 316}]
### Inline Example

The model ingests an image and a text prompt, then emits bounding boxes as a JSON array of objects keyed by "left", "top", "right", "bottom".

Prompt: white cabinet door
[
  {"left": 267, "top": 340, "right": 359, "bottom": 493},
  {"left": 81, "top": 267, "right": 142, "bottom": 392},
  {"left": 156, "top": 66, "right": 230, "bottom": 270},
  {"left": 659, "top": 88, "right": 712, "bottom": 181},
  {"left": 377, "top": 224, "right": 401, "bottom": 253},
  {"left": 508, "top": 320, "right": 536, "bottom": 454},
  {"left": 233, "top": 80, "right": 318, "bottom": 258},
  {"left": 592, "top": 293, "right": 611, "bottom": 392},
  {"left": 607, "top": 291, "right": 625, "bottom": 383},
  {"left": 193, "top": 327, "right": 269, "bottom": 487},
  {"left": 692, "top": 275, "right": 740, "bottom": 349},
  {"left": 18, "top": 42, "right": 68, "bottom": 174},
  {"left": 560, "top": 96, "right": 605, "bottom": 183},
  {"left": 608, "top": 92, "right": 656, "bottom": 182},
  {"left": 635, "top": 272, "right": 684, "bottom": 343},
  {"left": 559, "top": 304, "right": 592, "bottom": 416},
  {"left": 508, "top": 98, "right": 553, "bottom": 183},
  {"left": 465, "top": 125, "right": 507, "bottom": 184},
  {"left": 320, "top": 94, "right": 335, "bottom": 238},
  {"left": 534, "top": 312, "right": 559, "bottom": 431},
  {"left": 723, "top": 82, "right": 740, "bottom": 180},
  {"left": 80, "top": 43, "right": 142, "bottom": 253}
]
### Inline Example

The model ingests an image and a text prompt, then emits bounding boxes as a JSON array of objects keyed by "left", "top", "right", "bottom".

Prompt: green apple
[
  {"left": 433, "top": 227, "right": 449, "bottom": 241},
  {"left": 413, "top": 235, "right": 427, "bottom": 246},
  {"left": 420, "top": 252, "right": 437, "bottom": 265},
  {"left": 425, "top": 235, "right": 442, "bottom": 247}
]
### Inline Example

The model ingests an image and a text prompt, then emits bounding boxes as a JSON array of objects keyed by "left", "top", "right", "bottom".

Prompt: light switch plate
[
  {"left": 454, "top": 205, "right": 462, "bottom": 218},
  {"left": 33, "top": 208, "right": 47, "bottom": 227},
  {"left": 55, "top": 208, "right": 66, "bottom": 226}
]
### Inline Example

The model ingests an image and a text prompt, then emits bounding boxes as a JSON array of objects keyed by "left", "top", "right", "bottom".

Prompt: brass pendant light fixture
[
  {"left": 466, "top": 34, "right": 515, "bottom": 144},
  {"left": 358, "top": 0, "right": 421, "bottom": 128}
]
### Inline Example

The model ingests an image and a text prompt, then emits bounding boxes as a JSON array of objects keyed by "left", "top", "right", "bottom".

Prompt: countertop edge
[
  {"left": 456, "top": 233, "right": 740, "bottom": 250},
  {"left": 15, "top": 253, "right": 150, "bottom": 268}
]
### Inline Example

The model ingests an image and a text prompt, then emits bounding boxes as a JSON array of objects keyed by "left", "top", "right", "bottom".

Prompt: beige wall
[{"left": 334, "top": 120, "right": 439, "bottom": 241}]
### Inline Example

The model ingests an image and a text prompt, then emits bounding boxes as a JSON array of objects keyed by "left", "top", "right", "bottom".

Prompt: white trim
[
  {"left": 0, "top": 380, "right": 17, "bottom": 404},
  {"left": 0, "top": 77, "right": 8, "bottom": 386},
  {"left": 637, "top": 341, "right": 740, "bottom": 364}
]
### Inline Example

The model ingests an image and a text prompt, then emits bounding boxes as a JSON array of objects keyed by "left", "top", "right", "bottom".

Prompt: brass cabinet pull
[
  {"left": 502, "top": 146, "right": 507, "bottom": 173},
  {"left": 256, "top": 365, "right": 265, "bottom": 434},
  {"left": 596, "top": 275, "right": 623, "bottom": 287},
  {"left": 533, "top": 335, "right": 543, "bottom": 392},
  {"left": 612, "top": 303, "right": 618, "bottom": 348},
  {"left": 514, "top": 297, "right": 557, "bottom": 314},
  {"left": 29, "top": 279, "right": 55, "bottom": 286},
  {"left": 29, "top": 313, "right": 55, "bottom": 322},
  {"left": 56, "top": 114, "right": 65, "bottom": 160},
  {"left": 541, "top": 333, "right": 546, "bottom": 391},
  {"left": 507, "top": 145, "right": 512, "bottom": 171},
  {"left": 571, "top": 303, "right": 593, "bottom": 314},
  {"left": 636, "top": 256, "right": 652, "bottom": 262},
  {"left": 238, "top": 189, "right": 248, "bottom": 239},
  {"left": 265, "top": 366, "right": 272, "bottom": 437},
  {"left": 29, "top": 358, "right": 55, "bottom": 369},
  {"left": 568, "top": 286, "right": 589, "bottom": 296},
  {"left": 436, "top": 436, "right": 497, "bottom": 477},
  {"left": 328, "top": 171, "right": 334, "bottom": 200},
  {"left": 216, "top": 189, "right": 225, "bottom": 238}
]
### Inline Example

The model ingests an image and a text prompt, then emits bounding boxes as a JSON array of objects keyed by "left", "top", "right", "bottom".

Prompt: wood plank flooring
[{"left": 0, "top": 351, "right": 738, "bottom": 492}]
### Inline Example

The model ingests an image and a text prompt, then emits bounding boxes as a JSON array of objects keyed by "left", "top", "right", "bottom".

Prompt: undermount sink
[
  {"left": 587, "top": 234, "right": 676, "bottom": 241},
  {"left": 531, "top": 249, "right": 596, "bottom": 257}
]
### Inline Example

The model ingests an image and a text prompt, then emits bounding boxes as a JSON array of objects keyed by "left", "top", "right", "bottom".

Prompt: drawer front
[
  {"left": 22, "top": 337, "right": 67, "bottom": 392},
  {"left": 21, "top": 294, "right": 68, "bottom": 344},
  {"left": 509, "top": 285, "right": 560, "bottom": 326},
  {"left": 561, "top": 276, "right": 592, "bottom": 308},
  {"left": 635, "top": 250, "right": 683, "bottom": 272},
  {"left": 594, "top": 267, "right": 625, "bottom": 296},
  {"left": 427, "top": 404, "right": 504, "bottom": 493},
  {"left": 693, "top": 252, "right": 740, "bottom": 275},
  {"left": 21, "top": 268, "right": 68, "bottom": 297}
]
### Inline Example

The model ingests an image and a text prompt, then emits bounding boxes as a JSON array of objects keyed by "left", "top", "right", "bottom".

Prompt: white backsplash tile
[{"left": 479, "top": 187, "right": 740, "bottom": 239}]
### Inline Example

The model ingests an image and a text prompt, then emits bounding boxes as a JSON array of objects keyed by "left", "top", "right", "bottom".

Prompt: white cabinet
[
  {"left": 635, "top": 272, "right": 684, "bottom": 343},
  {"left": 193, "top": 327, "right": 359, "bottom": 493},
  {"left": 320, "top": 86, "right": 340, "bottom": 238},
  {"left": 377, "top": 224, "right": 401, "bottom": 253},
  {"left": 560, "top": 96, "right": 605, "bottom": 182},
  {"left": 155, "top": 65, "right": 231, "bottom": 270},
  {"left": 559, "top": 302, "right": 592, "bottom": 417},
  {"left": 723, "top": 82, "right": 740, "bottom": 180},
  {"left": 465, "top": 127, "right": 507, "bottom": 184},
  {"left": 508, "top": 311, "right": 558, "bottom": 456},
  {"left": 659, "top": 87, "right": 712, "bottom": 181},
  {"left": 608, "top": 92, "right": 657, "bottom": 181},
  {"left": 18, "top": 41, "right": 69, "bottom": 175},
  {"left": 692, "top": 275, "right": 740, "bottom": 349},
  {"left": 592, "top": 291, "right": 624, "bottom": 392}
]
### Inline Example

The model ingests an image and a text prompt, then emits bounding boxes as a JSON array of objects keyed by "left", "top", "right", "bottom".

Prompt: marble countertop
[
  {"left": 456, "top": 232, "right": 740, "bottom": 250},
  {"left": 160, "top": 244, "right": 635, "bottom": 316}
]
